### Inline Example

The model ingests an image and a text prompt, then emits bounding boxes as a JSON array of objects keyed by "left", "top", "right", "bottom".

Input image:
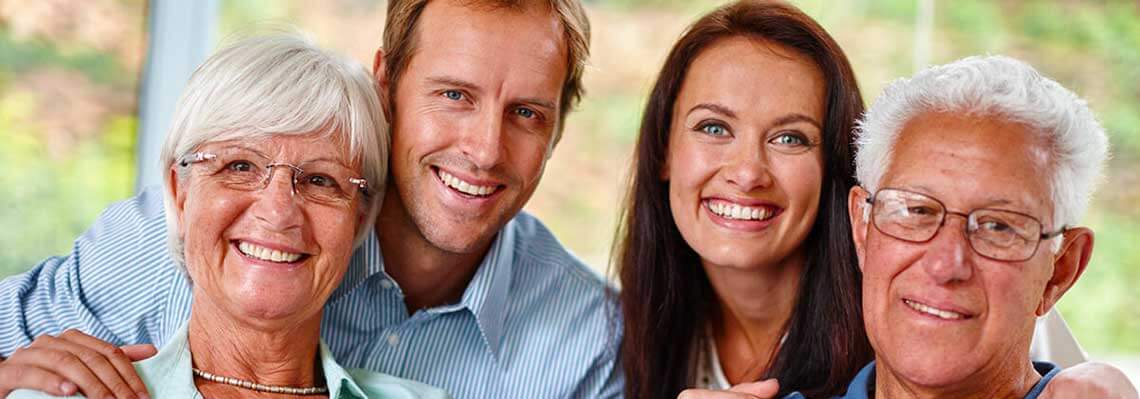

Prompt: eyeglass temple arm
[
  {"left": 1040, "top": 226, "right": 1068, "bottom": 240},
  {"left": 177, "top": 152, "right": 216, "bottom": 167}
]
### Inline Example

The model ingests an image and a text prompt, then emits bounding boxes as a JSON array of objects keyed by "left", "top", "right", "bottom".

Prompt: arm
[
  {"left": 572, "top": 334, "right": 624, "bottom": 399},
  {"left": 0, "top": 186, "right": 178, "bottom": 355},
  {"left": 0, "top": 187, "right": 181, "bottom": 398}
]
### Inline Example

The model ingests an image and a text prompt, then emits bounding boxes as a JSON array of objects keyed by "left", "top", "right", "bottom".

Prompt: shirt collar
[
  {"left": 320, "top": 340, "right": 370, "bottom": 399},
  {"left": 455, "top": 222, "right": 516, "bottom": 360},
  {"left": 138, "top": 322, "right": 370, "bottom": 398},
  {"left": 842, "top": 361, "right": 876, "bottom": 399},
  {"left": 330, "top": 229, "right": 385, "bottom": 302},
  {"left": 843, "top": 361, "right": 1059, "bottom": 399},
  {"left": 133, "top": 322, "right": 200, "bottom": 398},
  {"left": 337, "top": 215, "right": 518, "bottom": 360}
]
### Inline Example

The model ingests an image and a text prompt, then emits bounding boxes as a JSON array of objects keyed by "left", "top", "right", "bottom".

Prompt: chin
[
  {"left": 882, "top": 344, "right": 982, "bottom": 388},
  {"left": 233, "top": 299, "right": 312, "bottom": 324},
  {"left": 422, "top": 225, "right": 495, "bottom": 254}
]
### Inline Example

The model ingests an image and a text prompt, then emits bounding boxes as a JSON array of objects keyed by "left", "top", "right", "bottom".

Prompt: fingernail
[
  {"left": 139, "top": 394, "right": 151, "bottom": 399},
  {"left": 59, "top": 382, "right": 77, "bottom": 394}
]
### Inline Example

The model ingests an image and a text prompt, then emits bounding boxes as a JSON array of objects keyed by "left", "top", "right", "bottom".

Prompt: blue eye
[
  {"left": 770, "top": 133, "right": 807, "bottom": 146},
  {"left": 698, "top": 123, "right": 729, "bottom": 137},
  {"left": 515, "top": 107, "right": 536, "bottom": 119},
  {"left": 443, "top": 90, "right": 463, "bottom": 101}
]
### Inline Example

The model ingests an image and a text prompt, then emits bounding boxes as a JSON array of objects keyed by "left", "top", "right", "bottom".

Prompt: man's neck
[
  {"left": 874, "top": 356, "right": 1042, "bottom": 399},
  {"left": 703, "top": 250, "right": 805, "bottom": 384},
  {"left": 376, "top": 192, "right": 493, "bottom": 313}
]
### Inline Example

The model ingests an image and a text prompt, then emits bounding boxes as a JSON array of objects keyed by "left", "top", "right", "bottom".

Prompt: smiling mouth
[
  {"left": 703, "top": 199, "right": 779, "bottom": 221},
  {"left": 235, "top": 241, "right": 309, "bottom": 264},
  {"left": 435, "top": 167, "right": 500, "bottom": 197},
  {"left": 903, "top": 298, "right": 972, "bottom": 320}
]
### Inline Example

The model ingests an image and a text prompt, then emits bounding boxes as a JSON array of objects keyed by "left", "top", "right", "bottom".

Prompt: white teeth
[
  {"left": 438, "top": 170, "right": 495, "bottom": 197},
  {"left": 904, "top": 299, "right": 966, "bottom": 320},
  {"left": 705, "top": 200, "right": 775, "bottom": 221},
  {"left": 238, "top": 241, "right": 303, "bottom": 263}
]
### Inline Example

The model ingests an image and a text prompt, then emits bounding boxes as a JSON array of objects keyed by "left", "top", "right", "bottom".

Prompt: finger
[
  {"left": 120, "top": 344, "right": 157, "bottom": 362},
  {"left": 53, "top": 333, "right": 141, "bottom": 399},
  {"left": 0, "top": 363, "right": 79, "bottom": 397},
  {"left": 61, "top": 331, "right": 150, "bottom": 397},
  {"left": 3, "top": 346, "right": 112, "bottom": 399},
  {"left": 678, "top": 388, "right": 760, "bottom": 399},
  {"left": 730, "top": 379, "right": 780, "bottom": 398}
]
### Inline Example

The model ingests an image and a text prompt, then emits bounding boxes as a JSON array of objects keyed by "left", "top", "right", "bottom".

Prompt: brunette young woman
[
  {"left": 614, "top": 1, "right": 1108, "bottom": 398},
  {"left": 616, "top": 1, "right": 868, "bottom": 397}
]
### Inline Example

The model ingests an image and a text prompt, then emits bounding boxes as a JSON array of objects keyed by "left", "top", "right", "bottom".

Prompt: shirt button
[
  {"left": 379, "top": 279, "right": 393, "bottom": 289},
  {"left": 387, "top": 333, "right": 400, "bottom": 346}
]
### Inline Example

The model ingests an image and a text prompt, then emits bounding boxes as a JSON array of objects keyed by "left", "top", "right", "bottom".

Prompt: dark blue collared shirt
[{"left": 818, "top": 360, "right": 1059, "bottom": 399}]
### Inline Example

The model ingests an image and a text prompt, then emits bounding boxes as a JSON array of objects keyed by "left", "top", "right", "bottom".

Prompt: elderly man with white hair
[{"left": 841, "top": 55, "right": 1136, "bottom": 398}]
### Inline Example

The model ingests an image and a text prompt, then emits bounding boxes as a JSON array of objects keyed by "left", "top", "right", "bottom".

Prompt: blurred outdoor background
[{"left": 2, "top": 0, "right": 1137, "bottom": 382}]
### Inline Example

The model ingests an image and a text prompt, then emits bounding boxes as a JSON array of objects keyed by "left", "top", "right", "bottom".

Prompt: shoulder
[
  {"left": 505, "top": 211, "right": 615, "bottom": 299},
  {"left": 74, "top": 185, "right": 175, "bottom": 275},
  {"left": 347, "top": 368, "right": 453, "bottom": 399},
  {"left": 501, "top": 211, "right": 621, "bottom": 354}
]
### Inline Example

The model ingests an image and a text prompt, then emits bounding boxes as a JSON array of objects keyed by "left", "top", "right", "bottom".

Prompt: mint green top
[{"left": 9, "top": 323, "right": 450, "bottom": 399}]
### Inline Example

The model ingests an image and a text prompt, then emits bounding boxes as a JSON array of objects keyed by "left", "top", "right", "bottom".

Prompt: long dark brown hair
[{"left": 615, "top": 1, "right": 872, "bottom": 397}]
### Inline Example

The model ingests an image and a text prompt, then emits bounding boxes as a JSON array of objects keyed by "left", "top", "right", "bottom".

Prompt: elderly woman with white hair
[
  {"left": 8, "top": 34, "right": 448, "bottom": 398},
  {"left": 836, "top": 55, "right": 1136, "bottom": 398}
]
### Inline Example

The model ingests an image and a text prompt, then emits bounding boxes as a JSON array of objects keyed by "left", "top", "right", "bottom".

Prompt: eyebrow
[
  {"left": 687, "top": 103, "right": 737, "bottom": 119},
  {"left": 909, "top": 184, "right": 1014, "bottom": 208},
  {"left": 685, "top": 104, "right": 823, "bottom": 130},
  {"left": 216, "top": 143, "right": 350, "bottom": 166},
  {"left": 517, "top": 97, "right": 557, "bottom": 112},
  {"left": 425, "top": 76, "right": 481, "bottom": 93},
  {"left": 771, "top": 113, "right": 823, "bottom": 130},
  {"left": 427, "top": 76, "right": 556, "bottom": 111}
]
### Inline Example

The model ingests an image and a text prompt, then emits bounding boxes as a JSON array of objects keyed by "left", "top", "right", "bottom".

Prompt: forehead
[
  {"left": 202, "top": 132, "right": 353, "bottom": 160},
  {"left": 675, "top": 37, "right": 825, "bottom": 120},
  {"left": 883, "top": 112, "right": 1053, "bottom": 217},
  {"left": 407, "top": 0, "right": 568, "bottom": 97}
]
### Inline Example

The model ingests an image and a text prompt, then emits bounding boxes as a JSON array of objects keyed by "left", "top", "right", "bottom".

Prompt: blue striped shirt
[{"left": 0, "top": 186, "right": 623, "bottom": 399}]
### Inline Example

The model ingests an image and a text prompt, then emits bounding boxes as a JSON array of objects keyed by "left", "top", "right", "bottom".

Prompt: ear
[
  {"left": 1035, "top": 227, "right": 1094, "bottom": 316},
  {"left": 848, "top": 186, "right": 871, "bottom": 271},
  {"left": 372, "top": 47, "right": 393, "bottom": 122},
  {"left": 168, "top": 166, "right": 189, "bottom": 234}
]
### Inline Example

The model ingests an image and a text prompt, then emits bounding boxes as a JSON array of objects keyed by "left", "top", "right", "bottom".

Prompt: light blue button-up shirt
[
  {"left": 0, "top": 186, "right": 623, "bottom": 399},
  {"left": 8, "top": 322, "right": 451, "bottom": 399}
]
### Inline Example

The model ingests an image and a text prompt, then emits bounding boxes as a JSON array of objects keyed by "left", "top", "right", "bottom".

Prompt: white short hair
[
  {"left": 160, "top": 33, "right": 388, "bottom": 267},
  {"left": 855, "top": 55, "right": 1108, "bottom": 250}
]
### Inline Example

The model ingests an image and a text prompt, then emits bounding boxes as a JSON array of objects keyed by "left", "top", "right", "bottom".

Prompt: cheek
[
  {"left": 772, "top": 153, "right": 824, "bottom": 212},
  {"left": 510, "top": 134, "right": 553, "bottom": 186},
  {"left": 182, "top": 190, "right": 245, "bottom": 248},
  {"left": 982, "top": 265, "right": 1046, "bottom": 320}
]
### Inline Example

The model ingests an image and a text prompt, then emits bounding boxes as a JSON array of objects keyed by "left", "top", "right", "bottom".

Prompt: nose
[
  {"left": 921, "top": 215, "right": 975, "bottom": 284},
  {"left": 250, "top": 166, "right": 304, "bottom": 232},
  {"left": 459, "top": 109, "right": 505, "bottom": 170},
  {"left": 723, "top": 139, "right": 773, "bottom": 191}
]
